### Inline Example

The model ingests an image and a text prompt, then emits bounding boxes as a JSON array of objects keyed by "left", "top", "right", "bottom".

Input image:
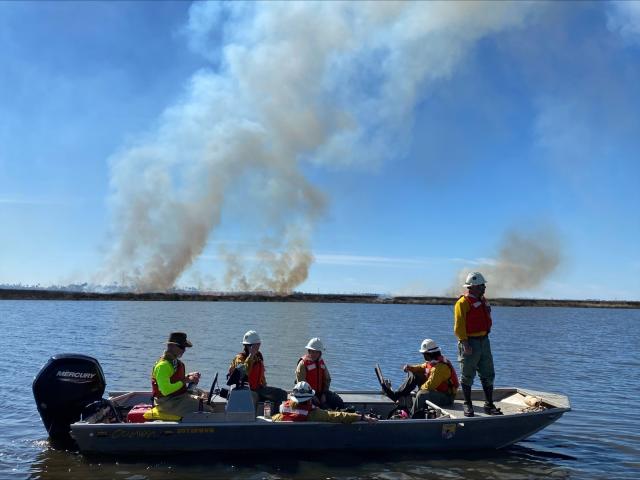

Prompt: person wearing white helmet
[
  {"left": 381, "top": 339, "right": 459, "bottom": 413},
  {"left": 454, "top": 271, "right": 501, "bottom": 417},
  {"left": 228, "top": 330, "right": 287, "bottom": 412},
  {"left": 295, "top": 338, "right": 345, "bottom": 410},
  {"left": 272, "top": 381, "right": 376, "bottom": 423}
]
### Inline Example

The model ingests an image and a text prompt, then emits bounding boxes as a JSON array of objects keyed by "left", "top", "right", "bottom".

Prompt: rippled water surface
[{"left": 1, "top": 300, "right": 639, "bottom": 479}]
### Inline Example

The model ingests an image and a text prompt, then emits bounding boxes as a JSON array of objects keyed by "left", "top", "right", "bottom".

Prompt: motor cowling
[{"left": 33, "top": 354, "right": 106, "bottom": 447}]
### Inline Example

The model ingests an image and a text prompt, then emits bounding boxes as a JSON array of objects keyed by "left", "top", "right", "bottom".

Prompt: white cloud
[{"left": 607, "top": 1, "right": 640, "bottom": 41}]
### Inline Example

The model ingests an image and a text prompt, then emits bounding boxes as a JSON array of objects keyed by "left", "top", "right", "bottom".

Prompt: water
[{"left": 1, "top": 300, "right": 639, "bottom": 479}]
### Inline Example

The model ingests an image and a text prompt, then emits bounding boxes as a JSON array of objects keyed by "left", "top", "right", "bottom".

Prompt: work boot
[
  {"left": 462, "top": 384, "right": 474, "bottom": 417},
  {"left": 381, "top": 379, "right": 399, "bottom": 402},
  {"left": 482, "top": 382, "right": 503, "bottom": 415}
]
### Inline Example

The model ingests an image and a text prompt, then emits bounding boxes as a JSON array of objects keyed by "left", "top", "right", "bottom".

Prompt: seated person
[
  {"left": 228, "top": 330, "right": 287, "bottom": 412},
  {"left": 151, "top": 332, "right": 213, "bottom": 417},
  {"left": 272, "top": 382, "right": 377, "bottom": 423},
  {"left": 381, "top": 338, "right": 459, "bottom": 413},
  {"left": 295, "top": 337, "right": 344, "bottom": 410}
]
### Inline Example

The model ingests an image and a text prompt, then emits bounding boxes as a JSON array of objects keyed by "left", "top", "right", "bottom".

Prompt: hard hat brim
[{"left": 290, "top": 394, "right": 315, "bottom": 403}]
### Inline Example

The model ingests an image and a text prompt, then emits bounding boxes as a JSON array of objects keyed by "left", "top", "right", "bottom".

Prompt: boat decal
[
  {"left": 442, "top": 423, "right": 457, "bottom": 440},
  {"left": 111, "top": 429, "right": 161, "bottom": 439},
  {"left": 177, "top": 428, "right": 216, "bottom": 434},
  {"left": 55, "top": 370, "right": 97, "bottom": 384}
]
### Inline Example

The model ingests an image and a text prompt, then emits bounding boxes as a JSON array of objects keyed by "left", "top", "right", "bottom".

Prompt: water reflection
[{"left": 29, "top": 444, "right": 576, "bottom": 480}]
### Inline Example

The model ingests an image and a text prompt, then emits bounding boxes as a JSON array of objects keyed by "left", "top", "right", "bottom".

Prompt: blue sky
[{"left": 1, "top": 1, "right": 639, "bottom": 300}]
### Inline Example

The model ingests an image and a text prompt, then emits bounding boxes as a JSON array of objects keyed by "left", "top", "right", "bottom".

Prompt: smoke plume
[
  {"left": 100, "top": 2, "right": 540, "bottom": 292},
  {"left": 450, "top": 228, "right": 562, "bottom": 297}
]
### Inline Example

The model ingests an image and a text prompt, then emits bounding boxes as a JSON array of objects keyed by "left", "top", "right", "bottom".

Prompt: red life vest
[
  {"left": 279, "top": 400, "right": 314, "bottom": 422},
  {"left": 425, "top": 356, "right": 460, "bottom": 394},
  {"left": 151, "top": 357, "right": 187, "bottom": 398},
  {"left": 463, "top": 294, "right": 492, "bottom": 335},
  {"left": 236, "top": 351, "right": 265, "bottom": 391},
  {"left": 298, "top": 355, "right": 326, "bottom": 393}
]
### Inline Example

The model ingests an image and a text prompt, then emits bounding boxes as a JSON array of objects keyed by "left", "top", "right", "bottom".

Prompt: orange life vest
[
  {"left": 279, "top": 400, "right": 314, "bottom": 422},
  {"left": 299, "top": 355, "right": 326, "bottom": 393},
  {"left": 151, "top": 357, "right": 187, "bottom": 398},
  {"left": 425, "top": 356, "right": 460, "bottom": 394},
  {"left": 463, "top": 294, "right": 492, "bottom": 335},
  {"left": 236, "top": 351, "right": 265, "bottom": 391}
]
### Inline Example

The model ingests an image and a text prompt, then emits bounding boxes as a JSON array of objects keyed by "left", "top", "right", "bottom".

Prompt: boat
[{"left": 33, "top": 354, "right": 570, "bottom": 455}]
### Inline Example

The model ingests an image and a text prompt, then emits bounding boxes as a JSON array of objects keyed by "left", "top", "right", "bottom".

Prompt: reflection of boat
[{"left": 33, "top": 354, "right": 570, "bottom": 455}]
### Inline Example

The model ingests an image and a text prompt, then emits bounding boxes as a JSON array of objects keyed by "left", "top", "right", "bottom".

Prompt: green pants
[
  {"left": 154, "top": 392, "right": 213, "bottom": 417},
  {"left": 414, "top": 389, "right": 455, "bottom": 409},
  {"left": 458, "top": 336, "right": 495, "bottom": 387}
]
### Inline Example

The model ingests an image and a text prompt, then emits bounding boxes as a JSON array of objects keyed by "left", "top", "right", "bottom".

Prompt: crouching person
[
  {"left": 295, "top": 338, "right": 344, "bottom": 410},
  {"left": 151, "top": 332, "right": 213, "bottom": 417},
  {"left": 382, "top": 339, "right": 459, "bottom": 414},
  {"left": 272, "top": 382, "right": 377, "bottom": 423}
]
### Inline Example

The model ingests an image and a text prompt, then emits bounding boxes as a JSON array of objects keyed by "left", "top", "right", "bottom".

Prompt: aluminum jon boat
[{"left": 33, "top": 354, "right": 570, "bottom": 455}]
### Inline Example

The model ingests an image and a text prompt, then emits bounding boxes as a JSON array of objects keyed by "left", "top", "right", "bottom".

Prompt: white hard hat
[
  {"left": 290, "top": 381, "right": 315, "bottom": 403},
  {"left": 242, "top": 330, "right": 261, "bottom": 345},
  {"left": 464, "top": 271, "right": 487, "bottom": 287},
  {"left": 419, "top": 338, "right": 440, "bottom": 354},
  {"left": 305, "top": 337, "right": 324, "bottom": 352}
]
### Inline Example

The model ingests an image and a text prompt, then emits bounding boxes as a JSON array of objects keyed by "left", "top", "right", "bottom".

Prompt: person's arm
[
  {"left": 228, "top": 355, "right": 241, "bottom": 375},
  {"left": 323, "top": 364, "right": 331, "bottom": 392},
  {"left": 154, "top": 361, "right": 185, "bottom": 396},
  {"left": 405, "top": 364, "right": 424, "bottom": 374},
  {"left": 422, "top": 363, "right": 450, "bottom": 391},
  {"left": 295, "top": 360, "right": 306, "bottom": 383},
  {"left": 454, "top": 297, "right": 470, "bottom": 341}
]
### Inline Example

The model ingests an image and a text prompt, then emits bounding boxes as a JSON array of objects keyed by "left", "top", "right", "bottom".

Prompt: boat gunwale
[{"left": 72, "top": 387, "right": 570, "bottom": 431}]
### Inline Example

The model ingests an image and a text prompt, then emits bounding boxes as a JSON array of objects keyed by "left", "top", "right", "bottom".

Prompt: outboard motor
[{"left": 33, "top": 354, "right": 106, "bottom": 447}]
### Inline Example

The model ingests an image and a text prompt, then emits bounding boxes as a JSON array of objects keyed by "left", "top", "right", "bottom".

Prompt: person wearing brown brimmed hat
[{"left": 151, "top": 332, "right": 213, "bottom": 417}]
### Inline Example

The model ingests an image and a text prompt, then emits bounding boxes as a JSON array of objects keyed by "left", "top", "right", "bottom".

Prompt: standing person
[
  {"left": 295, "top": 338, "right": 345, "bottom": 410},
  {"left": 454, "top": 272, "right": 502, "bottom": 417},
  {"left": 272, "top": 382, "right": 376, "bottom": 423},
  {"left": 381, "top": 339, "right": 459, "bottom": 412},
  {"left": 228, "top": 330, "right": 287, "bottom": 412},
  {"left": 151, "top": 332, "right": 213, "bottom": 417}
]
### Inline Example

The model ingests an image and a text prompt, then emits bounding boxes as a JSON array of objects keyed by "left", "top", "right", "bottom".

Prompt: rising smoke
[
  {"left": 450, "top": 228, "right": 562, "bottom": 297},
  {"left": 100, "top": 2, "right": 541, "bottom": 293}
]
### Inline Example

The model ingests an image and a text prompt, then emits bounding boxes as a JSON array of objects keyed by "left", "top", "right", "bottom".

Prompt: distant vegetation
[{"left": 0, "top": 287, "right": 638, "bottom": 309}]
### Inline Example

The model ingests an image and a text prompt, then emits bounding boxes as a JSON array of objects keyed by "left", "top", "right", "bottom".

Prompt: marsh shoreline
[{"left": 1, "top": 288, "right": 638, "bottom": 309}]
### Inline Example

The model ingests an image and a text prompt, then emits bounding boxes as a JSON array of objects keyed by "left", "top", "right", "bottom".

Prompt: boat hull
[{"left": 71, "top": 389, "right": 569, "bottom": 454}]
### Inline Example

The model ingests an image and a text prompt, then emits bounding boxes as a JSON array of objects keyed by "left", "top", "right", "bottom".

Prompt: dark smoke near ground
[{"left": 450, "top": 228, "right": 562, "bottom": 297}]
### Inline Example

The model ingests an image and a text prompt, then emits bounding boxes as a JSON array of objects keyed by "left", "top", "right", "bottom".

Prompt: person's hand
[
  {"left": 462, "top": 342, "right": 472, "bottom": 356},
  {"left": 361, "top": 414, "right": 378, "bottom": 423},
  {"left": 402, "top": 364, "right": 410, "bottom": 372}
]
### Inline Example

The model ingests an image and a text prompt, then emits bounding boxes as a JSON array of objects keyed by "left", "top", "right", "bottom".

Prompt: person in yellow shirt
[
  {"left": 272, "top": 382, "right": 377, "bottom": 423},
  {"left": 151, "top": 332, "right": 213, "bottom": 417},
  {"left": 454, "top": 271, "right": 501, "bottom": 417},
  {"left": 381, "top": 339, "right": 459, "bottom": 414}
]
